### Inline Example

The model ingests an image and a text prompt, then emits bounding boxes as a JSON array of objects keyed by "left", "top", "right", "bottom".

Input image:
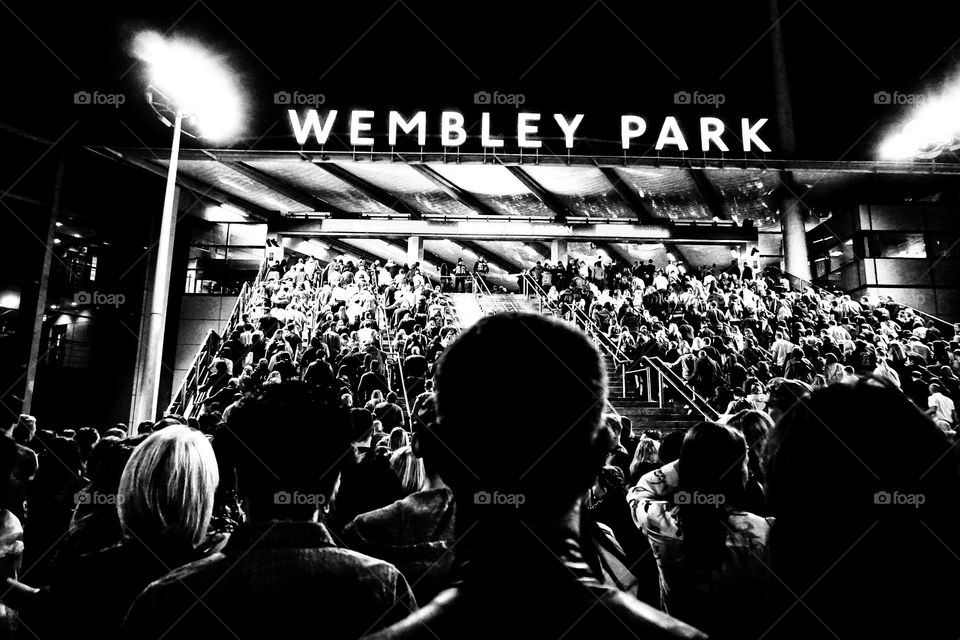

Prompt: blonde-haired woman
[
  {"left": 2, "top": 425, "right": 223, "bottom": 640},
  {"left": 390, "top": 445, "right": 425, "bottom": 496}
]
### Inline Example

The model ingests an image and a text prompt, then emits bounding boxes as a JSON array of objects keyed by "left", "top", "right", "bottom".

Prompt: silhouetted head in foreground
[
  {"left": 763, "top": 378, "right": 960, "bottom": 640},
  {"left": 433, "top": 312, "right": 612, "bottom": 528}
]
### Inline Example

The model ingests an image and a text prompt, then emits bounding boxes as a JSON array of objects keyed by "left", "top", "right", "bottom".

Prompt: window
[
  {"left": 811, "top": 237, "right": 856, "bottom": 277},
  {"left": 866, "top": 232, "right": 926, "bottom": 259},
  {"left": 184, "top": 222, "right": 266, "bottom": 293}
]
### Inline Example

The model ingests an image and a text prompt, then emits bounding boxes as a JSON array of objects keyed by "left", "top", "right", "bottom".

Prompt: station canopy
[{"left": 94, "top": 147, "right": 960, "bottom": 289}]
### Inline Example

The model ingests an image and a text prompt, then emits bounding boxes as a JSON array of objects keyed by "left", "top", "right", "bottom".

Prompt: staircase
[
  {"left": 603, "top": 356, "right": 704, "bottom": 434},
  {"left": 482, "top": 293, "right": 540, "bottom": 314},
  {"left": 447, "top": 293, "right": 485, "bottom": 329}
]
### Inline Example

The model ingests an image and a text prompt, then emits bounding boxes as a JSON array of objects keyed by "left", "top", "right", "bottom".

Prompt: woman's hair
[
  {"left": 118, "top": 426, "right": 219, "bottom": 548},
  {"left": 390, "top": 445, "right": 425, "bottom": 495},
  {"left": 676, "top": 422, "right": 748, "bottom": 565},
  {"left": 389, "top": 427, "right": 410, "bottom": 451},
  {"left": 726, "top": 409, "right": 774, "bottom": 476},
  {"left": 629, "top": 437, "right": 659, "bottom": 479}
]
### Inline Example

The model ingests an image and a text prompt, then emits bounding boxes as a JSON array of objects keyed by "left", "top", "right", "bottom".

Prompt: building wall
[
  {"left": 809, "top": 204, "right": 960, "bottom": 322},
  {"left": 172, "top": 295, "right": 238, "bottom": 394}
]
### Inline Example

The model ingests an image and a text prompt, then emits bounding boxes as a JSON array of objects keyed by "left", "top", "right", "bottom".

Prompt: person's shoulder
[{"left": 139, "top": 550, "right": 228, "bottom": 593}]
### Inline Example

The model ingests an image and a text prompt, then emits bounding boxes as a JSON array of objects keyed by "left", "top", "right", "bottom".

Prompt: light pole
[
  {"left": 132, "top": 111, "right": 182, "bottom": 426},
  {"left": 130, "top": 32, "right": 242, "bottom": 426}
]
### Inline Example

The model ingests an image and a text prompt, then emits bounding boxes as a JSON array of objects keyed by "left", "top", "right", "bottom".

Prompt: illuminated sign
[{"left": 287, "top": 110, "right": 772, "bottom": 152}]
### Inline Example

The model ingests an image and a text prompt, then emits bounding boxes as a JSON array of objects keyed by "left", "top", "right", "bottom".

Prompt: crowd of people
[
  {"left": 0, "top": 249, "right": 958, "bottom": 640},
  {"left": 528, "top": 255, "right": 959, "bottom": 433}
]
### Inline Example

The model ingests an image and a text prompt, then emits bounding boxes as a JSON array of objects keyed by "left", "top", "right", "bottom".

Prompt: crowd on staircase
[{"left": 0, "top": 250, "right": 958, "bottom": 640}]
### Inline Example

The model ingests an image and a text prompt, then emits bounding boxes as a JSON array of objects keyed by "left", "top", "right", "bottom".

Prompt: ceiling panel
[
  {"left": 701, "top": 168, "right": 779, "bottom": 226},
  {"left": 168, "top": 160, "right": 308, "bottom": 213},
  {"left": 246, "top": 160, "right": 399, "bottom": 215},
  {"left": 333, "top": 162, "right": 476, "bottom": 217},
  {"left": 428, "top": 164, "right": 554, "bottom": 218},
  {"left": 521, "top": 166, "right": 636, "bottom": 218},
  {"left": 610, "top": 167, "right": 711, "bottom": 221}
]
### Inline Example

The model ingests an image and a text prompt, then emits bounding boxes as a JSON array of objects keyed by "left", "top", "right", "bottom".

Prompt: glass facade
[
  {"left": 185, "top": 221, "right": 266, "bottom": 294},
  {"left": 808, "top": 204, "right": 960, "bottom": 320}
]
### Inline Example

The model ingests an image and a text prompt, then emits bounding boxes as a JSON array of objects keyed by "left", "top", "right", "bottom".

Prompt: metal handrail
[
  {"left": 378, "top": 299, "right": 413, "bottom": 420},
  {"left": 167, "top": 257, "right": 271, "bottom": 418},
  {"left": 639, "top": 356, "right": 719, "bottom": 422},
  {"left": 471, "top": 271, "right": 499, "bottom": 314}
]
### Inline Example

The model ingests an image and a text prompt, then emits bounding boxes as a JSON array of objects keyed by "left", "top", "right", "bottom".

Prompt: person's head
[
  {"left": 658, "top": 430, "right": 686, "bottom": 466},
  {"left": 75, "top": 427, "right": 100, "bottom": 461},
  {"left": 676, "top": 422, "right": 748, "bottom": 564},
  {"left": 118, "top": 426, "right": 218, "bottom": 549},
  {"left": 765, "top": 378, "right": 813, "bottom": 423},
  {"left": 386, "top": 391, "right": 398, "bottom": 405},
  {"left": 223, "top": 382, "right": 352, "bottom": 521},
  {"left": 763, "top": 379, "right": 960, "bottom": 637},
  {"left": 80, "top": 437, "right": 136, "bottom": 514},
  {"left": 629, "top": 438, "right": 659, "bottom": 478},
  {"left": 389, "top": 427, "right": 409, "bottom": 451},
  {"left": 349, "top": 407, "right": 374, "bottom": 444},
  {"left": 433, "top": 313, "right": 611, "bottom": 523},
  {"left": 726, "top": 409, "right": 774, "bottom": 475},
  {"left": 390, "top": 445, "right": 425, "bottom": 495},
  {"left": 12, "top": 414, "right": 36, "bottom": 444}
]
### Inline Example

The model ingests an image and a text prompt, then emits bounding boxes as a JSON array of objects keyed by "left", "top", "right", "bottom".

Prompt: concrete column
[
  {"left": 550, "top": 239, "right": 568, "bottom": 265},
  {"left": 780, "top": 195, "right": 811, "bottom": 283},
  {"left": 22, "top": 144, "right": 66, "bottom": 414},
  {"left": 407, "top": 236, "right": 424, "bottom": 267}
]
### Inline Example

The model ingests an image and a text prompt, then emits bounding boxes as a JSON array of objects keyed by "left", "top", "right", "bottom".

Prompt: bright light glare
[
  {"left": 134, "top": 31, "right": 243, "bottom": 142},
  {"left": 204, "top": 204, "right": 248, "bottom": 222},
  {"left": 879, "top": 78, "right": 960, "bottom": 159}
]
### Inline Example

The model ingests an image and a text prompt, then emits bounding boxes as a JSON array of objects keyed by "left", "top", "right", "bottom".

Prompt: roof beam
[
  {"left": 526, "top": 242, "right": 551, "bottom": 259},
  {"left": 221, "top": 161, "right": 353, "bottom": 218},
  {"left": 663, "top": 242, "right": 693, "bottom": 266},
  {"left": 504, "top": 165, "right": 574, "bottom": 223},
  {"left": 314, "top": 162, "right": 424, "bottom": 219},
  {"left": 319, "top": 237, "right": 385, "bottom": 265},
  {"left": 598, "top": 241, "right": 631, "bottom": 263},
  {"left": 270, "top": 218, "right": 757, "bottom": 244},
  {"left": 95, "top": 149, "right": 276, "bottom": 222},
  {"left": 410, "top": 164, "right": 501, "bottom": 217},
  {"left": 597, "top": 166, "right": 660, "bottom": 224},
  {"left": 687, "top": 169, "right": 730, "bottom": 220},
  {"left": 99, "top": 147, "right": 960, "bottom": 177}
]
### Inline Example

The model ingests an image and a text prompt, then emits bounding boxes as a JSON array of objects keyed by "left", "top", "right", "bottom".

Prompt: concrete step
[{"left": 446, "top": 293, "right": 485, "bottom": 329}]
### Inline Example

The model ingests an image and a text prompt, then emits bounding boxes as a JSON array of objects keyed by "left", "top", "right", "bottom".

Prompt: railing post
[
  {"left": 657, "top": 370, "right": 664, "bottom": 409},
  {"left": 621, "top": 364, "right": 626, "bottom": 399},
  {"left": 645, "top": 367, "right": 652, "bottom": 402}
]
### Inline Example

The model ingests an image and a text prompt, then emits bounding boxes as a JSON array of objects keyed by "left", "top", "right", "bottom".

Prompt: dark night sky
[{"left": 4, "top": 0, "right": 960, "bottom": 162}]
